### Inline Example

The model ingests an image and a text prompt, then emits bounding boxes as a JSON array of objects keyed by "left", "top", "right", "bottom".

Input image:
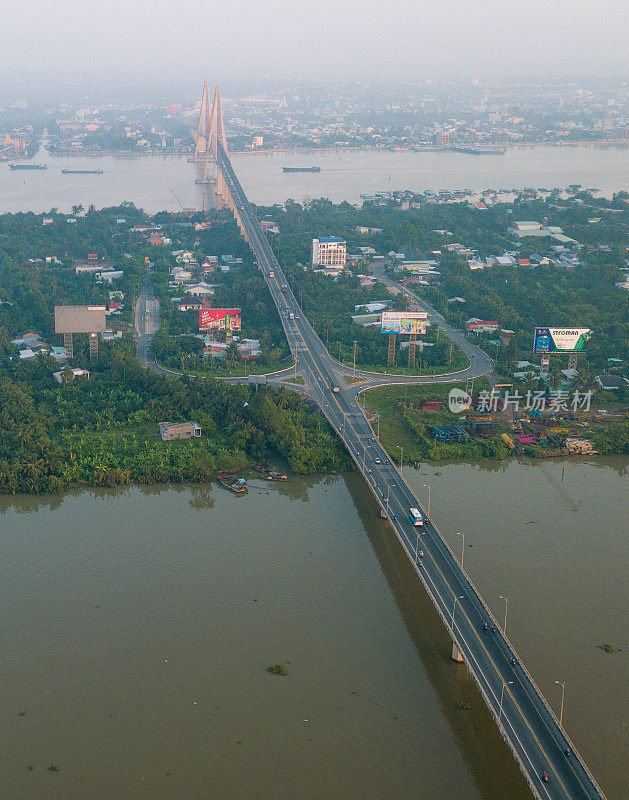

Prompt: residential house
[
  {"left": 184, "top": 282, "right": 216, "bottom": 297},
  {"left": 159, "top": 421, "right": 202, "bottom": 441}
]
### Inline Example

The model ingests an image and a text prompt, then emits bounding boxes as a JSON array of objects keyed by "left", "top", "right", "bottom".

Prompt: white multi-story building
[{"left": 312, "top": 237, "right": 346, "bottom": 270}]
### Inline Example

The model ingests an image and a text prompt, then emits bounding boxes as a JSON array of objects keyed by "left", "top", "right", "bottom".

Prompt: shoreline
[{"left": 33, "top": 140, "right": 629, "bottom": 159}]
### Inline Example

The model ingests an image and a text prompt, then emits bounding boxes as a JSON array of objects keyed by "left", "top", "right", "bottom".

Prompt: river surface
[
  {"left": 0, "top": 145, "right": 627, "bottom": 213},
  {"left": 1, "top": 458, "right": 626, "bottom": 800}
]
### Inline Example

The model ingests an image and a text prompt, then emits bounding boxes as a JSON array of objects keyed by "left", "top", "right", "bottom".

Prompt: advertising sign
[
  {"left": 199, "top": 308, "right": 242, "bottom": 331},
  {"left": 54, "top": 305, "right": 107, "bottom": 334},
  {"left": 533, "top": 327, "right": 591, "bottom": 354},
  {"left": 381, "top": 311, "right": 428, "bottom": 335}
]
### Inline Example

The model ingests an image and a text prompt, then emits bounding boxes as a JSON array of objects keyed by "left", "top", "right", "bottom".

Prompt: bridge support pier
[
  {"left": 63, "top": 332, "right": 73, "bottom": 359},
  {"left": 408, "top": 333, "right": 417, "bottom": 368},
  {"left": 387, "top": 333, "right": 396, "bottom": 366},
  {"left": 451, "top": 642, "right": 465, "bottom": 663}
]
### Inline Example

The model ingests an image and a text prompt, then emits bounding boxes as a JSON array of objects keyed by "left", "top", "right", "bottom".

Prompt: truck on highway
[
  {"left": 409, "top": 508, "right": 424, "bottom": 526},
  {"left": 289, "top": 312, "right": 294, "bottom": 320}
]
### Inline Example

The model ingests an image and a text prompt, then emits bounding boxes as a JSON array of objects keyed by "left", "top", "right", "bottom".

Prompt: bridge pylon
[
  {"left": 194, "top": 81, "right": 212, "bottom": 160},
  {"left": 207, "top": 85, "right": 228, "bottom": 157}
]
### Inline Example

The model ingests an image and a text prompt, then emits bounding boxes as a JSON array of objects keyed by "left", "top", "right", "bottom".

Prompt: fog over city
[{"left": 1, "top": 0, "right": 628, "bottom": 96}]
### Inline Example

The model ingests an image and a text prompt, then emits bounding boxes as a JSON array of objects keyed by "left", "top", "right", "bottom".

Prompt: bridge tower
[
  {"left": 207, "top": 85, "right": 228, "bottom": 158},
  {"left": 194, "top": 81, "right": 212, "bottom": 160}
]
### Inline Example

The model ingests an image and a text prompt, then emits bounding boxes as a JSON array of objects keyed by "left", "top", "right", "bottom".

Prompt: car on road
[{"left": 374, "top": 457, "right": 381, "bottom": 464}]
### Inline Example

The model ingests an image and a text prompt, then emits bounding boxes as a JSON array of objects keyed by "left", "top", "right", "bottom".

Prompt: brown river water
[{"left": 1, "top": 457, "right": 626, "bottom": 800}]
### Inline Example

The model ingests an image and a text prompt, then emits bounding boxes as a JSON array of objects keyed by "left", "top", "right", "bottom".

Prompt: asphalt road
[
  {"left": 215, "top": 143, "right": 607, "bottom": 800},
  {"left": 135, "top": 273, "right": 180, "bottom": 375}
]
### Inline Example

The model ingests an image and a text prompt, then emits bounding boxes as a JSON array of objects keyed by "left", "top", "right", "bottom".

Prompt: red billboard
[{"left": 199, "top": 308, "right": 242, "bottom": 331}]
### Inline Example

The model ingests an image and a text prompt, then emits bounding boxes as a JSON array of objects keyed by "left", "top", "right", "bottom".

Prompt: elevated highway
[{"left": 213, "top": 140, "right": 606, "bottom": 800}]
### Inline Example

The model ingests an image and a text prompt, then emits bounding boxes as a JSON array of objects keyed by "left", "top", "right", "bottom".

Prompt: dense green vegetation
[{"left": 0, "top": 347, "right": 350, "bottom": 494}]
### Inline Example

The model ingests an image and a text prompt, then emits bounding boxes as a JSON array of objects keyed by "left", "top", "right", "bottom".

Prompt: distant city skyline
[{"left": 0, "top": 0, "right": 627, "bottom": 95}]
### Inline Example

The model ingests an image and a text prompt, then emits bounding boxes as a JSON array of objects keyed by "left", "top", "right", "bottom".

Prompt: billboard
[
  {"left": 199, "top": 308, "right": 242, "bottom": 331},
  {"left": 533, "top": 327, "right": 591, "bottom": 354},
  {"left": 54, "top": 305, "right": 107, "bottom": 334},
  {"left": 381, "top": 311, "right": 427, "bottom": 335}
]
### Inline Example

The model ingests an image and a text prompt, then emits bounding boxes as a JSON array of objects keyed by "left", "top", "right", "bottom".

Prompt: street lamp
[
  {"left": 555, "top": 680, "right": 566, "bottom": 727},
  {"left": 499, "top": 595, "right": 509, "bottom": 636},
  {"left": 451, "top": 594, "right": 464, "bottom": 634},
  {"left": 499, "top": 680, "right": 514, "bottom": 723},
  {"left": 424, "top": 483, "right": 431, "bottom": 517},
  {"left": 457, "top": 531, "right": 465, "bottom": 569},
  {"left": 353, "top": 340, "right": 358, "bottom": 377},
  {"left": 396, "top": 444, "right": 404, "bottom": 474}
]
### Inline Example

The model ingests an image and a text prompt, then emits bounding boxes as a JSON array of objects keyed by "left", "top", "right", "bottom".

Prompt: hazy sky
[{"left": 1, "top": 0, "right": 627, "bottom": 93}]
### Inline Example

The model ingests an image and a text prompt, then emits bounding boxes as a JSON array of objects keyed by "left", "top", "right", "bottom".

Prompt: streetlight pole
[
  {"left": 396, "top": 444, "right": 404, "bottom": 474},
  {"left": 457, "top": 531, "right": 465, "bottom": 569},
  {"left": 424, "top": 483, "right": 431, "bottom": 518},
  {"left": 353, "top": 340, "right": 357, "bottom": 377},
  {"left": 451, "top": 594, "right": 464, "bottom": 634},
  {"left": 499, "top": 680, "right": 514, "bottom": 723},
  {"left": 555, "top": 680, "right": 566, "bottom": 727},
  {"left": 499, "top": 595, "right": 509, "bottom": 636}
]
